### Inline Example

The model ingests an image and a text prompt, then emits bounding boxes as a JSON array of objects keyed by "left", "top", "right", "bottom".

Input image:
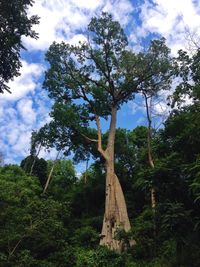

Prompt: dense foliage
[{"left": 1, "top": 104, "right": 200, "bottom": 266}]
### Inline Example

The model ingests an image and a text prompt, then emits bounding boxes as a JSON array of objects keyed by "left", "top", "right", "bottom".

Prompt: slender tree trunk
[
  {"left": 144, "top": 93, "right": 156, "bottom": 209},
  {"left": 147, "top": 122, "right": 156, "bottom": 209},
  {"left": 43, "top": 150, "right": 61, "bottom": 193},
  {"left": 8, "top": 235, "right": 26, "bottom": 259},
  {"left": 98, "top": 106, "right": 132, "bottom": 251},
  {"left": 30, "top": 143, "right": 42, "bottom": 175}
]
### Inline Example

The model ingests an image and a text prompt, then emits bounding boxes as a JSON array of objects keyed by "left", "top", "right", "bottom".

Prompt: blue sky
[{"left": 0, "top": 0, "right": 200, "bottom": 168}]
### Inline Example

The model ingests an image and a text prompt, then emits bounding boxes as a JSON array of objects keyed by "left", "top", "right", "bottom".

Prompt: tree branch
[
  {"left": 8, "top": 234, "right": 26, "bottom": 259},
  {"left": 94, "top": 113, "right": 108, "bottom": 160},
  {"left": 80, "top": 132, "right": 98, "bottom": 143}
]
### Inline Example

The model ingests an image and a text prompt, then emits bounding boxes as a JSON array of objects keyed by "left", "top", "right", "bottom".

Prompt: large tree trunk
[
  {"left": 99, "top": 106, "right": 132, "bottom": 251},
  {"left": 100, "top": 167, "right": 131, "bottom": 251}
]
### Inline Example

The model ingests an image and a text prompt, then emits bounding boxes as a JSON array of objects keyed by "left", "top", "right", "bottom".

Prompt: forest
[{"left": 1, "top": 1, "right": 200, "bottom": 267}]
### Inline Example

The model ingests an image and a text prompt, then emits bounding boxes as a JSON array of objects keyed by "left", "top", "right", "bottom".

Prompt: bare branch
[
  {"left": 184, "top": 27, "right": 200, "bottom": 54},
  {"left": 80, "top": 132, "right": 98, "bottom": 143}
]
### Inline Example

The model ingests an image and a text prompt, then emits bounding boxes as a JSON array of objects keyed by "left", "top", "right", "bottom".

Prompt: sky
[{"left": 1, "top": 0, "right": 200, "bottom": 168}]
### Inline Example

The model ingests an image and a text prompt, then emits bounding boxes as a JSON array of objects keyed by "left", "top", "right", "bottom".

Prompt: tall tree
[
  {"left": 0, "top": 0, "right": 39, "bottom": 93},
  {"left": 139, "top": 38, "right": 173, "bottom": 208},
  {"left": 41, "top": 13, "right": 172, "bottom": 251},
  {"left": 171, "top": 47, "right": 200, "bottom": 108}
]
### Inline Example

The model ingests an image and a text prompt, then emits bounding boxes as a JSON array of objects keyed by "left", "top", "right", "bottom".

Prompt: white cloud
[
  {"left": 23, "top": 0, "right": 99, "bottom": 50},
  {"left": 103, "top": 0, "right": 134, "bottom": 26},
  {"left": 0, "top": 60, "right": 44, "bottom": 102},
  {"left": 128, "top": 99, "right": 145, "bottom": 115},
  {"left": 7, "top": 128, "right": 20, "bottom": 146},
  {"left": 0, "top": 87, "right": 51, "bottom": 164},
  {"left": 0, "top": 105, "right": 32, "bottom": 163},
  {"left": 139, "top": 0, "right": 200, "bottom": 54},
  {"left": 12, "top": 132, "right": 32, "bottom": 157},
  {"left": 68, "top": 34, "right": 88, "bottom": 45},
  {"left": 72, "top": 0, "right": 103, "bottom": 10},
  {"left": 23, "top": 0, "right": 134, "bottom": 51},
  {"left": 17, "top": 98, "right": 37, "bottom": 125},
  {"left": 39, "top": 147, "right": 58, "bottom": 161}
]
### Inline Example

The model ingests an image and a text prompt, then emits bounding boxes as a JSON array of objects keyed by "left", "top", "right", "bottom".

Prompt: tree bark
[
  {"left": 100, "top": 170, "right": 132, "bottom": 251},
  {"left": 98, "top": 106, "right": 132, "bottom": 251}
]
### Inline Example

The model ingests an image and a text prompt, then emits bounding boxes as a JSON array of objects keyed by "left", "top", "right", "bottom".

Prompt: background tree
[
  {"left": 0, "top": 0, "right": 39, "bottom": 93},
  {"left": 171, "top": 47, "right": 200, "bottom": 108},
  {"left": 20, "top": 155, "right": 48, "bottom": 188},
  {"left": 0, "top": 165, "right": 72, "bottom": 266},
  {"left": 138, "top": 38, "right": 173, "bottom": 208}
]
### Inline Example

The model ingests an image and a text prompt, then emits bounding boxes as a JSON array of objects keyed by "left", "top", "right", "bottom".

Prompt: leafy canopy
[{"left": 40, "top": 13, "right": 172, "bottom": 158}]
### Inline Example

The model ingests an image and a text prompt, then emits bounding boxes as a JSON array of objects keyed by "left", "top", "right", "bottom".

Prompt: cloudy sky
[{"left": 1, "top": 0, "right": 200, "bottom": 165}]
